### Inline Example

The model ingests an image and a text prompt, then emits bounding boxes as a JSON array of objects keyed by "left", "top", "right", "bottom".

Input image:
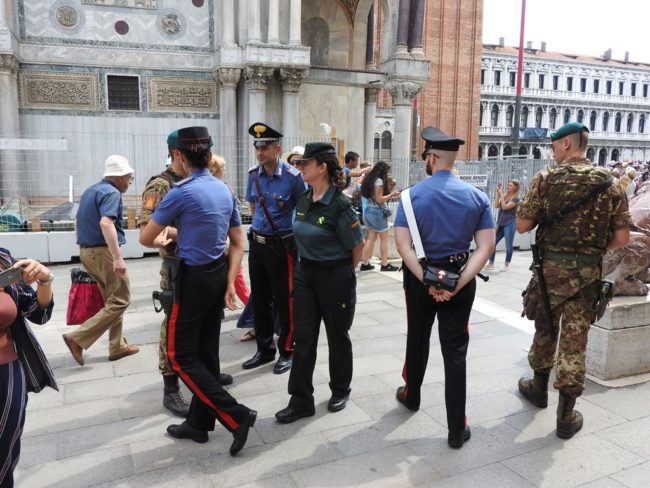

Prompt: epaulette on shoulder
[
  {"left": 248, "top": 164, "right": 260, "bottom": 173},
  {"left": 287, "top": 165, "right": 301, "bottom": 177},
  {"left": 174, "top": 176, "right": 193, "bottom": 187}
]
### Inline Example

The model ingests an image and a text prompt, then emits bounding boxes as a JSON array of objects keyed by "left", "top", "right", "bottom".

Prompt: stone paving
[{"left": 14, "top": 251, "right": 650, "bottom": 487}]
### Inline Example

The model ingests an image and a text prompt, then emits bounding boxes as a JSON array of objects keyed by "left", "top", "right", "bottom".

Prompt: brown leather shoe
[
  {"left": 108, "top": 344, "right": 140, "bottom": 361},
  {"left": 62, "top": 334, "right": 84, "bottom": 366}
]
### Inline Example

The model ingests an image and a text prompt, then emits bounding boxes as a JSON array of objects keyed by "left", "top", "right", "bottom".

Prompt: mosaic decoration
[
  {"left": 19, "top": 72, "right": 99, "bottom": 110},
  {"left": 147, "top": 77, "right": 218, "bottom": 113},
  {"left": 81, "top": 0, "right": 158, "bottom": 9}
]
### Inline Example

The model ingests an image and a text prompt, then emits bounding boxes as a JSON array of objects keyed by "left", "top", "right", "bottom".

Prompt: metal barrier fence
[{"left": 0, "top": 131, "right": 551, "bottom": 230}]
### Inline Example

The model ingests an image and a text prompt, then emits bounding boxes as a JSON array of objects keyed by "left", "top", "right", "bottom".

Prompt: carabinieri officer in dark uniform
[
  {"left": 242, "top": 123, "right": 305, "bottom": 374},
  {"left": 393, "top": 127, "right": 495, "bottom": 449},
  {"left": 275, "top": 143, "right": 364, "bottom": 423},
  {"left": 140, "top": 126, "right": 256, "bottom": 456}
]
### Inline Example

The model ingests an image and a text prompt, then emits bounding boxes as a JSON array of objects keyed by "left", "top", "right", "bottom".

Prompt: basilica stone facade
[
  {"left": 480, "top": 41, "right": 650, "bottom": 163},
  {"left": 0, "top": 0, "right": 433, "bottom": 197}
]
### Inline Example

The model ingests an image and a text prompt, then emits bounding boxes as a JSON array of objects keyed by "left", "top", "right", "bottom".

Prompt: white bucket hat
[{"left": 103, "top": 155, "right": 135, "bottom": 177}]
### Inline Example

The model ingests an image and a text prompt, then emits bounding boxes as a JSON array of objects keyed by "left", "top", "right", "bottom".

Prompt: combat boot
[
  {"left": 163, "top": 375, "right": 190, "bottom": 417},
  {"left": 556, "top": 391, "right": 583, "bottom": 439},
  {"left": 518, "top": 370, "right": 550, "bottom": 408}
]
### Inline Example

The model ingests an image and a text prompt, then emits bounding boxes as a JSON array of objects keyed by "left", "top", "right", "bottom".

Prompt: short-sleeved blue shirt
[
  {"left": 246, "top": 161, "right": 305, "bottom": 235},
  {"left": 394, "top": 170, "right": 495, "bottom": 260},
  {"left": 152, "top": 168, "right": 241, "bottom": 266},
  {"left": 76, "top": 179, "right": 125, "bottom": 247}
]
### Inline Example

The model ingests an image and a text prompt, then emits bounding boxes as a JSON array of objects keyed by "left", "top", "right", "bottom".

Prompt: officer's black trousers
[
  {"left": 168, "top": 258, "right": 251, "bottom": 433},
  {"left": 402, "top": 267, "right": 476, "bottom": 433},
  {"left": 248, "top": 239, "right": 294, "bottom": 358},
  {"left": 288, "top": 262, "right": 356, "bottom": 409}
]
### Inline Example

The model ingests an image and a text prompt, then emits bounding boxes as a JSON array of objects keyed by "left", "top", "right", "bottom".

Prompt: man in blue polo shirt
[
  {"left": 242, "top": 122, "right": 305, "bottom": 374},
  {"left": 63, "top": 155, "right": 140, "bottom": 366}
]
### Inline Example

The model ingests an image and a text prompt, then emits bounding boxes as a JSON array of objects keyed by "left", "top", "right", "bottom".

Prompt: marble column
[
  {"left": 386, "top": 79, "right": 423, "bottom": 188},
  {"left": 217, "top": 68, "right": 241, "bottom": 189},
  {"left": 279, "top": 68, "right": 308, "bottom": 149},
  {"left": 248, "top": 0, "right": 261, "bottom": 43},
  {"left": 395, "top": 0, "right": 411, "bottom": 56},
  {"left": 221, "top": 0, "right": 235, "bottom": 45},
  {"left": 289, "top": 0, "right": 301, "bottom": 45},
  {"left": 364, "top": 87, "right": 380, "bottom": 162},
  {"left": 365, "top": 2, "right": 375, "bottom": 68},
  {"left": 267, "top": 0, "right": 280, "bottom": 44},
  {"left": 408, "top": 0, "right": 425, "bottom": 57},
  {"left": 245, "top": 66, "right": 274, "bottom": 164},
  {"left": 0, "top": 54, "right": 20, "bottom": 198}
]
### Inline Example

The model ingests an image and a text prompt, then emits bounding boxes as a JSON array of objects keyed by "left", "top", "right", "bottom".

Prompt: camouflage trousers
[
  {"left": 525, "top": 260, "right": 600, "bottom": 398},
  {"left": 159, "top": 266, "right": 174, "bottom": 376}
]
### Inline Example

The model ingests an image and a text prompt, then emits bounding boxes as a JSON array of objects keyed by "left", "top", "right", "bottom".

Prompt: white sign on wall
[{"left": 459, "top": 174, "right": 488, "bottom": 188}]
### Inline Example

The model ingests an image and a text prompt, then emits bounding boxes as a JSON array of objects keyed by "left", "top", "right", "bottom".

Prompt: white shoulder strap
[{"left": 401, "top": 188, "right": 425, "bottom": 260}]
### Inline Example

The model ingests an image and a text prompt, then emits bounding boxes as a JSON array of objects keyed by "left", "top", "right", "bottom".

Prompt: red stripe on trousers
[
  {"left": 167, "top": 302, "right": 239, "bottom": 431},
  {"left": 284, "top": 252, "right": 295, "bottom": 354}
]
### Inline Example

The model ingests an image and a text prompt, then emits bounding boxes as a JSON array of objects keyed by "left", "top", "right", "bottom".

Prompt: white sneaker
[
  {"left": 502, "top": 263, "right": 510, "bottom": 271},
  {"left": 484, "top": 262, "right": 495, "bottom": 270}
]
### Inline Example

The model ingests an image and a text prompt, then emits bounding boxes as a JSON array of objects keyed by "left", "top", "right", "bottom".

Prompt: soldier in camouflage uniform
[
  {"left": 140, "top": 131, "right": 191, "bottom": 417},
  {"left": 516, "top": 122, "right": 631, "bottom": 439}
]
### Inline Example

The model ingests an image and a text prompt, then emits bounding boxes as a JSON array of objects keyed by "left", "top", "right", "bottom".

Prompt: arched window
[
  {"left": 612, "top": 148, "right": 620, "bottom": 161},
  {"left": 521, "top": 106, "right": 529, "bottom": 128},
  {"left": 577, "top": 110, "right": 584, "bottom": 123},
  {"left": 615, "top": 112, "right": 622, "bottom": 132},
  {"left": 506, "top": 105, "right": 514, "bottom": 127},
  {"left": 563, "top": 108, "right": 571, "bottom": 124},
  {"left": 479, "top": 104, "right": 484, "bottom": 126},
  {"left": 640, "top": 114, "right": 646, "bottom": 134},
  {"left": 603, "top": 111, "right": 610, "bottom": 131},
  {"left": 549, "top": 108, "right": 557, "bottom": 129},
  {"left": 627, "top": 113, "right": 634, "bottom": 133},
  {"left": 519, "top": 145, "right": 528, "bottom": 155},
  {"left": 503, "top": 145, "right": 512, "bottom": 156},
  {"left": 304, "top": 17, "right": 329, "bottom": 66},
  {"left": 373, "top": 132, "right": 380, "bottom": 159},
  {"left": 478, "top": 146, "right": 484, "bottom": 159},
  {"left": 535, "top": 107, "right": 543, "bottom": 128},
  {"left": 488, "top": 145, "right": 499, "bottom": 157},
  {"left": 491, "top": 104, "right": 499, "bottom": 127},
  {"left": 533, "top": 147, "right": 541, "bottom": 159},
  {"left": 587, "top": 147, "right": 595, "bottom": 161},
  {"left": 380, "top": 130, "right": 392, "bottom": 160},
  {"left": 598, "top": 148, "right": 607, "bottom": 166},
  {"left": 590, "top": 111, "right": 597, "bottom": 131}
]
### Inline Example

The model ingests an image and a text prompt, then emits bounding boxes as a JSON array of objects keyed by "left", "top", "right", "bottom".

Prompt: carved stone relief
[
  {"left": 385, "top": 79, "right": 424, "bottom": 105},
  {"left": 0, "top": 54, "right": 19, "bottom": 74},
  {"left": 19, "top": 72, "right": 99, "bottom": 110},
  {"left": 216, "top": 68, "right": 241, "bottom": 89},
  {"left": 55, "top": 6, "right": 79, "bottom": 28},
  {"left": 147, "top": 77, "right": 218, "bottom": 113},
  {"left": 161, "top": 14, "right": 181, "bottom": 35},
  {"left": 81, "top": 0, "right": 158, "bottom": 9},
  {"left": 279, "top": 67, "right": 308, "bottom": 92},
  {"left": 244, "top": 66, "right": 274, "bottom": 91}
]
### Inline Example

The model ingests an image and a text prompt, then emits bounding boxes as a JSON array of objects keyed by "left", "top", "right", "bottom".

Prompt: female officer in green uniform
[{"left": 275, "top": 143, "right": 365, "bottom": 423}]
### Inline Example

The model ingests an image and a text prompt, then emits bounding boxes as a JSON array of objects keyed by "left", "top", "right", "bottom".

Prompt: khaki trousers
[{"left": 68, "top": 246, "right": 130, "bottom": 355}]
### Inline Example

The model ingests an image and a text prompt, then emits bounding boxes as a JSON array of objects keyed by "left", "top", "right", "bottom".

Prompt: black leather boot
[
  {"left": 163, "top": 375, "right": 190, "bottom": 417},
  {"left": 557, "top": 391, "right": 583, "bottom": 439},
  {"left": 518, "top": 370, "right": 550, "bottom": 408}
]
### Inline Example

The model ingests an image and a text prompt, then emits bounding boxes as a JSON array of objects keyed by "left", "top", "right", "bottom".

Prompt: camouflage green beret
[{"left": 550, "top": 122, "right": 589, "bottom": 142}]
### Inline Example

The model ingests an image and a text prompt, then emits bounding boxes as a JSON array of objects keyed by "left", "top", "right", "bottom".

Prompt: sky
[{"left": 483, "top": 0, "right": 650, "bottom": 63}]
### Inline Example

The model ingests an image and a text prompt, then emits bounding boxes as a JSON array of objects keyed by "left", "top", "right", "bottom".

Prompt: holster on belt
[{"left": 152, "top": 290, "right": 173, "bottom": 316}]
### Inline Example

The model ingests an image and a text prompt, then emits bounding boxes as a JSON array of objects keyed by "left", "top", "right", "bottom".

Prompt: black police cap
[
  {"left": 422, "top": 126, "right": 465, "bottom": 151},
  {"left": 249, "top": 122, "right": 283, "bottom": 147},
  {"left": 293, "top": 142, "right": 336, "bottom": 161},
  {"left": 177, "top": 126, "right": 213, "bottom": 152}
]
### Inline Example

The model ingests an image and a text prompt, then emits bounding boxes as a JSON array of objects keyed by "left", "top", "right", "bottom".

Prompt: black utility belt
[
  {"left": 248, "top": 229, "right": 282, "bottom": 245},
  {"left": 300, "top": 258, "right": 350, "bottom": 269},
  {"left": 421, "top": 258, "right": 461, "bottom": 292},
  {"left": 184, "top": 254, "right": 227, "bottom": 272}
]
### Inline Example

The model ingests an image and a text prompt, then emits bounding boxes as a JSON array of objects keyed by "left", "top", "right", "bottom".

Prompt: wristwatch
[{"left": 37, "top": 272, "right": 54, "bottom": 286}]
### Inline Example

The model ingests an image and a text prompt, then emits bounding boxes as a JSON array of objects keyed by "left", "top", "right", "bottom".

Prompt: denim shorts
[{"left": 364, "top": 206, "right": 388, "bottom": 232}]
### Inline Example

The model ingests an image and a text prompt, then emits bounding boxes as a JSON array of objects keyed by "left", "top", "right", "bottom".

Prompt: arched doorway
[
  {"left": 611, "top": 148, "right": 620, "bottom": 161},
  {"left": 380, "top": 130, "right": 392, "bottom": 160},
  {"left": 488, "top": 144, "right": 499, "bottom": 157},
  {"left": 503, "top": 145, "right": 512, "bottom": 156},
  {"left": 598, "top": 148, "right": 607, "bottom": 166},
  {"left": 586, "top": 147, "right": 595, "bottom": 161},
  {"left": 533, "top": 147, "right": 541, "bottom": 159},
  {"left": 519, "top": 145, "right": 528, "bottom": 155}
]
